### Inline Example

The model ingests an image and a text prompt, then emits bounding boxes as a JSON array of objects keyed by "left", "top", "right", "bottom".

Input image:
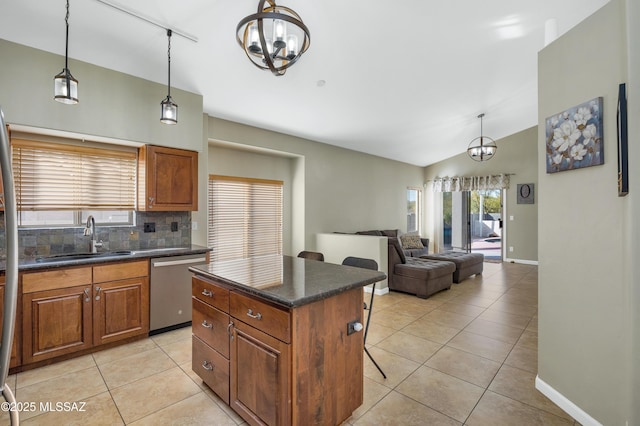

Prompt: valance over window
[{"left": 431, "top": 174, "right": 510, "bottom": 192}]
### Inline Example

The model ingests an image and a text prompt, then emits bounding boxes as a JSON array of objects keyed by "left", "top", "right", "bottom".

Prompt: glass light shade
[
  {"left": 248, "top": 23, "right": 261, "bottom": 53},
  {"left": 54, "top": 69, "right": 78, "bottom": 104},
  {"left": 286, "top": 34, "right": 298, "bottom": 59},
  {"left": 160, "top": 96, "right": 178, "bottom": 124},
  {"left": 273, "top": 19, "right": 286, "bottom": 44}
]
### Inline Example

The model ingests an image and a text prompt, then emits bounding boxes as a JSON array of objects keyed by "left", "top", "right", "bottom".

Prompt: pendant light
[
  {"left": 467, "top": 113, "right": 497, "bottom": 162},
  {"left": 160, "top": 29, "right": 178, "bottom": 125},
  {"left": 54, "top": 0, "right": 78, "bottom": 104},
  {"left": 237, "top": 0, "right": 310, "bottom": 76}
]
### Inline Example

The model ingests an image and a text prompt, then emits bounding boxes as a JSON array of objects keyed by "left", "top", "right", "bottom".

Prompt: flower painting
[{"left": 545, "top": 97, "right": 604, "bottom": 173}]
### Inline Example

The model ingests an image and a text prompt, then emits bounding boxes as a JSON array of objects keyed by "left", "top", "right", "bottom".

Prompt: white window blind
[
  {"left": 11, "top": 139, "right": 137, "bottom": 211},
  {"left": 208, "top": 175, "right": 283, "bottom": 262}
]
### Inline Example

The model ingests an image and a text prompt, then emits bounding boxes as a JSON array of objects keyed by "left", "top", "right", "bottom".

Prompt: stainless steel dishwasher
[{"left": 149, "top": 253, "right": 208, "bottom": 334}]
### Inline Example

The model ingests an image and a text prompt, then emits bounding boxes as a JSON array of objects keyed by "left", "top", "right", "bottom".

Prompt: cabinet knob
[
  {"left": 201, "top": 320, "right": 213, "bottom": 329},
  {"left": 202, "top": 360, "right": 213, "bottom": 371},
  {"left": 201, "top": 289, "right": 213, "bottom": 298},
  {"left": 353, "top": 322, "right": 363, "bottom": 332},
  {"left": 246, "top": 309, "right": 262, "bottom": 320}
]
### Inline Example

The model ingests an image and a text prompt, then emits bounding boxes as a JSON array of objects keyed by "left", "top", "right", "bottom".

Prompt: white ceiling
[{"left": 0, "top": 0, "right": 609, "bottom": 166}]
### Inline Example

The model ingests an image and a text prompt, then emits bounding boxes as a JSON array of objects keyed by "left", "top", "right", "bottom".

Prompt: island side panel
[{"left": 292, "top": 287, "right": 364, "bottom": 425}]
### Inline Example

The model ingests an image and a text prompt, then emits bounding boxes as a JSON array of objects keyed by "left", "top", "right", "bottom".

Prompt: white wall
[{"left": 537, "top": 1, "right": 633, "bottom": 424}]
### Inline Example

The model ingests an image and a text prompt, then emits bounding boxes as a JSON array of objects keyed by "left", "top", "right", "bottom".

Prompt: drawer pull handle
[
  {"left": 202, "top": 361, "right": 213, "bottom": 371},
  {"left": 247, "top": 309, "right": 262, "bottom": 320},
  {"left": 84, "top": 288, "right": 90, "bottom": 302},
  {"left": 227, "top": 322, "right": 234, "bottom": 341},
  {"left": 95, "top": 286, "right": 102, "bottom": 301},
  {"left": 201, "top": 320, "right": 213, "bottom": 329},
  {"left": 201, "top": 289, "right": 214, "bottom": 298}
]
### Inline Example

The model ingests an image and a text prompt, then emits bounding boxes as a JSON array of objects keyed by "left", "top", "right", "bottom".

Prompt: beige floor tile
[
  {"left": 129, "top": 392, "right": 236, "bottom": 425},
  {"left": 425, "top": 346, "right": 501, "bottom": 388},
  {"left": 467, "top": 390, "right": 573, "bottom": 425},
  {"left": 447, "top": 331, "right": 513, "bottom": 362},
  {"left": 370, "top": 310, "right": 417, "bottom": 330},
  {"left": 364, "top": 323, "right": 396, "bottom": 346},
  {"left": 363, "top": 347, "right": 421, "bottom": 388},
  {"left": 489, "top": 299, "right": 538, "bottom": 317},
  {"left": 517, "top": 330, "right": 538, "bottom": 350},
  {"left": 161, "top": 337, "right": 192, "bottom": 365},
  {"left": 489, "top": 365, "right": 572, "bottom": 420},
  {"left": 21, "top": 391, "right": 123, "bottom": 426},
  {"left": 92, "top": 338, "right": 158, "bottom": 366},
  {"left": 15, "top": 366, "right": 108, "bottom": 421},
  {"left": 504, "top": 344, "right": 538, "bottom": 373},
  {"left": 150, "top": 326, "right": 193, "bottom": 347},
  {"left": 17, "top": 355, "right": 96, "bottom": 389},
  {"left": 402, "top": 318, "right": 460, "bottom": 344},
  {"left": 375, "top": 331, "right": 442, "bottom": 364},
  {"left": 111, "top": 366, "right": 201, "bottom": 423},
  {"left": 438, "top": 301, "right": 486, "bottom": 318},
  {"left": 382, "top": 300, "right": 433, "bottom": 320},
  {"left": 423, "top": 309, "right": 475, "bottom": 330},
  {"left": 448, "top": 295, "right": 497, "bottom": 309},
  {"left": 477, "top": 308, "right": 532, "bottom": 329},
  {"left": 353, "top": 391, "right": 461, "bottom": 426},
  {"left": 464, "top": 318, "right": 524, "bottom": 345},
  {"left": 369, "top": 293, "right": 401, "bottom": 310},
  {"left": 395, "top": 366, "right": 484, "bottom": 423},
  {"left": 350, "top": 376, "right": 392, "bottom": 420},
  {"left": 99, "top": 347, "right": 177, "bottom": 389}
]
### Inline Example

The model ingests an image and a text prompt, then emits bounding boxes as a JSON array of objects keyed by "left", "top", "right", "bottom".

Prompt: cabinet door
[
  {"left": 140, "top": 145, "right": 198, "bottom": 211},
  {"left": 0, "top": 280, "right": 21, "bottom": 368},
  {"left": 93, "top": 277, "right": 149, "bottom": 346},
  {"left": 230, "top": 321, "right": 290, "bottom": 426},
  {"left": 23, "top": 285, "right": 93, "bottom": 364}
]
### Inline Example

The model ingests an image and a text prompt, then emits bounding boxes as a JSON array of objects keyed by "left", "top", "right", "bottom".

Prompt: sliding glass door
[{"left": 442, "top": 190, "right": 502, "bottom": 260}]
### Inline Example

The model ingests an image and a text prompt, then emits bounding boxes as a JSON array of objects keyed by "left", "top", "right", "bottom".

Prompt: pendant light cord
[
  {"left": 65, "top": 0, "right": 70, "bottom": 71},
  {"left": 167, "top": 29, "right": 172, "bottom": 98}
]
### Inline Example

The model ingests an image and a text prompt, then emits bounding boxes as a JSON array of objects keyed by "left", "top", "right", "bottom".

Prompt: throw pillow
[{"left": 400, "top": 234, "right": 424, "bottom": 249}]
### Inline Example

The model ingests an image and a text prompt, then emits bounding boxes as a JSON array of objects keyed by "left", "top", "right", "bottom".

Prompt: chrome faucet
[{"left": 83, "top": 215, "right": 103, "bottom": 253}]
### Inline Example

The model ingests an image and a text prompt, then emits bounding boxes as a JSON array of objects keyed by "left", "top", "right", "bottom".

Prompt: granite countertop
[
  {"left": 189, "top": 254, "right": 386, "bottom": 308},
  {"left": 0, "top": 244, "right": 211, "bottom": 272}
]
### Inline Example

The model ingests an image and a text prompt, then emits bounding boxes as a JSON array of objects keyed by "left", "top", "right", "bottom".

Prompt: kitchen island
[{"left": 189, "top": 255, "right": 386, "bottom": 426}]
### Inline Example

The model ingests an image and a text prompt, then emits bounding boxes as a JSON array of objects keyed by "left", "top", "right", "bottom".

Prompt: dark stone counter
[
  {"left": 0, "top": 244, "right": 211, "bottom": 272},
  {"left": 189, "top": 254, "right": 386, "bottom": 308}
]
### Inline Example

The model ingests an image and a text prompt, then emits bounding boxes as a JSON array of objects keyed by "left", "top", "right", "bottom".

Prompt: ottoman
[
  {"left": 420, "top": 252, "right": 484, "bottom": 283},
  {"left": 392, "top": 257, "right": 456, "bottom": 299}
]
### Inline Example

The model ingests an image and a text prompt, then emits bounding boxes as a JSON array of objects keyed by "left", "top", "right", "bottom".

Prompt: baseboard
[
  {"left": 535, "top": 376, "right": 603, "bottom": 426},
  {"left": 503, "top": 257, "right": 539, "bottom": 266},
  {"left": 363, "top": 285, "right": 389, "bottom": 296}
]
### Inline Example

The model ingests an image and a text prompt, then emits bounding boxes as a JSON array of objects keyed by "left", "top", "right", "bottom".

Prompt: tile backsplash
[{"left": 0, "top": 211, "right": 192, "bottom": 259}]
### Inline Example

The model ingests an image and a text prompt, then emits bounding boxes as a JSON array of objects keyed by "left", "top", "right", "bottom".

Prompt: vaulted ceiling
[{"left": 0, "top": 0, "right": 610, "bottom": 166}]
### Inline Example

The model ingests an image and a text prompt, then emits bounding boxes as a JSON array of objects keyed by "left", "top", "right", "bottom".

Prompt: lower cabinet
[
  {"left": 22, "top": 260, "right": 149, "bottom": 365},
  {"left": 192, "top": 275, "right": 364, "bottom": 426}
]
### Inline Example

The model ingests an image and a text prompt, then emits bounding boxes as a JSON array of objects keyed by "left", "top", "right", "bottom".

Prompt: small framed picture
[{"left": 517, "top": 184, "right": 535, "bottom": 204}]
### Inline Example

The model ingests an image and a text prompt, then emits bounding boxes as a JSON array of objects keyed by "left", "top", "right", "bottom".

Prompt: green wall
[
  {"left": 424, "top": 126, "right": 538, "bottom": 262},
  {"left": 537, "top": 0, "right": 635, "bottom": 423}
]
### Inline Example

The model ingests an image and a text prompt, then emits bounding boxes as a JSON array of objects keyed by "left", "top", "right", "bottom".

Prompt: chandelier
[
  {"left": 54, "top": 0, "right": 78, "bottom": 104},
  {"left": 236, "top": 0, "right": 310, "bottom": 76},
  {"left": 467, "top": 113, "right": 497, "bottom": 162}
]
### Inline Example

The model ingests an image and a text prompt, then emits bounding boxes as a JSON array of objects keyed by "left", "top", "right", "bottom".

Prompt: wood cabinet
[
  {"left": 0, "top": 273, "right": 21, "bottom": 368},
  {"left": 138, "top": 145, "right": 198, "bottom": 211},
  {"left": 192, "top": 274, "right": 364, "bottom": 426},
  {"left": 22, "top": 260, "right": 149, "bottom": 364}
]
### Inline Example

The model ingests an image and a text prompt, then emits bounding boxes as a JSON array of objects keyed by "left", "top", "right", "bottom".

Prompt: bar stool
[
  {"left": 341, "top": 256, "right": 386, "bottom": 379},
  {"left": 297, "top": 251, "right": 325, "bottom": 261}
]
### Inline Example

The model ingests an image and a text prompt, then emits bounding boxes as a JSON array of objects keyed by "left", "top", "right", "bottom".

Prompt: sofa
[
  {"left": 355, "top": 230, "right": 429, "bottom": 257},
  {"left": 420, "top": 251, "right": 484, "bottom": 283},
  {"left": 386, "top": 237, "right": 455, "bottom": 298}
]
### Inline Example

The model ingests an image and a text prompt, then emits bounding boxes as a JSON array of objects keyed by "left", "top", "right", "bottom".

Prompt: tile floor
[{"left": 0, "top": 261, "right": 577, "bottom": 425}]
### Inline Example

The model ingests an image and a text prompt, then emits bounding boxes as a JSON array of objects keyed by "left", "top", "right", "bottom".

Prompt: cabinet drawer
[
  {"left": 192, "top": 336, "right": 229, "bottom": 404},
  {"left": 192, "top": 298, "right": 230, "bottom": 358},
  {"left": 93, "top": 260, "right": 148, "bottom": 283},
  {"left": 230, "top": 292, "right": 290, "bottom": 343},
  {"left": 192, "top": 277, "right": 229, "bottom": 312},
  {"left": 23, "top": 267, "right": 92, "bottom": 293}
]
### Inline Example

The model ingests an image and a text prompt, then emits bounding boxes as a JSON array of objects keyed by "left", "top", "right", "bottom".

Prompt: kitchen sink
[{"left": 35, "top": 250, "right": 134, "bottom": 263}]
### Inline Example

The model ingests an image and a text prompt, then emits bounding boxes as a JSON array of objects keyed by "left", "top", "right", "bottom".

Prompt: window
[
  {"left": 11, "top": 138, "right": 136, "bottom": 227},
  {"left": 407, "top": 187, "right": 421, "bottom": 233},
  {"left": 208, "top": 175, "right": 283, "bottom": 262}
]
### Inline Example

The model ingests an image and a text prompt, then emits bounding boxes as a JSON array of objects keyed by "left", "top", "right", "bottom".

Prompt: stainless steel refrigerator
[{"left": 0, "top": 108, "right": 19, "bottom": 425}]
